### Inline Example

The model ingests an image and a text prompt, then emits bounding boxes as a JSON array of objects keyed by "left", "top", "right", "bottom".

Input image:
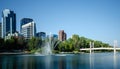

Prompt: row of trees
[
  {"left": 0, "top": 34, "right": 112, "bottom": 52},
  {"left": 57, "top": 34, "right": 112, "bottom": 52},
  {"left": 0, "top": 37, "right": 43, "bottom": 52}
]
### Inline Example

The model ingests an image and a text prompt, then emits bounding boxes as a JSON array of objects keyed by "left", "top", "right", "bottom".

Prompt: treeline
[
  {"left": 0, "top": 34, "right": 112, "bottom": 52},
  {"left": 0, "top": 36, "right": 57, "bottom": 52},
  {"left": 0, "top": 37, "right": 42, "bottom": 52},
  {"left": 57, "top": 34, "right": 112, "bottom": 52}
]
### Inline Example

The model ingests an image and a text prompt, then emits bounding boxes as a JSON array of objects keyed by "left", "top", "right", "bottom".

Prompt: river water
[{"left": 0, "top": 53, "right": 120, "bottom": 69}]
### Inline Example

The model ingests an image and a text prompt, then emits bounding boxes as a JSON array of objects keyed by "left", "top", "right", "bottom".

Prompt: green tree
[
  {"left": 58, "top": 41, "right": 65, "bottom": 52},
  {"left": 0, "top": 38, "right": 4, "bottom": 50},
  {"left": 58, "top": 40, "right": 74, "bottom": 52},
  {"left": 71, "top": 34, "right": 80, "bottom": 49},
  {"left": 5, "top": 38, "right": 15, "bottom": 50},
  {"left": 27, "top": 37, "right": 42, "bottom": 50},
  {"left": 17, "top": 37, "right": 27, "bottom": 50}
]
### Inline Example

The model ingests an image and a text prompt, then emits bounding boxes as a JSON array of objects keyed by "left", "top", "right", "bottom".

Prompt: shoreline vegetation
[
  {"left": 0, "top": 51, "right": 120, "bottom": 55},
  {"left": 0, "top": 34, "right": 114, "bottom": 54},
  {"left": 1, "top": 49, "right": 119, "bottom": 55}
]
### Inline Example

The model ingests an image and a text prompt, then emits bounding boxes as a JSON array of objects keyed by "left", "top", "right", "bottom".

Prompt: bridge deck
[{"left": 80, "top": 48, "right": 120, "bottom": 51}]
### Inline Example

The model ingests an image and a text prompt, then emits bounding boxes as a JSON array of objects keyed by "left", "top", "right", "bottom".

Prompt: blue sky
[{"left": 0, "top": 0, "right": 120, "bottom": 46}]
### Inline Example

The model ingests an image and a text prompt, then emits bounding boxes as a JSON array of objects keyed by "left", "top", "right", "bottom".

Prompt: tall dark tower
[
  {"left": 1, "top": 9, "right": 16, "bottom": 38},
  {"left": 0, "top": 22, "right": 2, "bottom": 37}
]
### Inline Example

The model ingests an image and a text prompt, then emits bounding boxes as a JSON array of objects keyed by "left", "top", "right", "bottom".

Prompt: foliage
[
  {"left": 0, "top": 34, "right": 112, "bottom": 53},
  {"left": 0, "top": 38, "right": 4, "bottom": 50},
  {"left": 0, "top": 36, "right": 42, "bottom": 52},
  {"left": 58, "top": 34, "right": 112, "bottom": 52},
  {"left": 27, "top": 37, "right": 42, "bottom": 50},
  {"left": 30, "top": 49, "right": 37, "bottom": 54}
]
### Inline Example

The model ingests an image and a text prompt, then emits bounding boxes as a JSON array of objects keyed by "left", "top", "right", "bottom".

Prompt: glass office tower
[
  {"left": 1, "top": 9, "right": 16, "bottom": 38},
  {"left": 0, "top": 22, "right": 1, "bottom": 37}
]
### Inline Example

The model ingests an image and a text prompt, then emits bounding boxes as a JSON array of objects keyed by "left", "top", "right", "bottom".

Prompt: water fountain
[
  {"left": 41, "top": 41, "right": 52, "bottom": 55},
  {"left": 35, "top": 33, "right": 59, "bottom": 55}
]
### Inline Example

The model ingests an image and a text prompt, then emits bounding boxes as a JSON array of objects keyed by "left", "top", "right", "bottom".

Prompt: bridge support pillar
[
  {"left": 90, "top": 42, "right": 92, "bottom": 54},
  {"left": 90, "top": 42, "right": 94, "bottom": 54},
  {"left": 114, "top": 40, "right": 117, "bottom": 55},
  {"left": 92, "top": 42, "right": 94, "bottom": 53}
]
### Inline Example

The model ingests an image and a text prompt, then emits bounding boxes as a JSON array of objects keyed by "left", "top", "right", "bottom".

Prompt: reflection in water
[
  {"left": 0, "top": 53, "right": 120, "bottom": 69},
  {"left": 59, "top": 57, "right": 66, "bottom": 69},
  {"left": 23, "top": 56, "right": 36, "bottom": 69},
  {"left": 114, "top": 54, "right": 117, "bottom": 69},
  {"left": 89, "top": 53, "right": 94, "bottom": 69},
  {"left": 0, "top": 55, "right": 15, "bottom": 69},
  {"left": 45, "top": 56, "right": 51, "bottom": 69}
]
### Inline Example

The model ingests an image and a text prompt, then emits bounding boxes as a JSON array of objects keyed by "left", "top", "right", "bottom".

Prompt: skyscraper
[
  {"left": 64, "top": 32, "right": 67, "bottom": 41},
  {"left": 20, "top": 18, "right": 33, "bottom": 33},
  {"left": 58, "top": 30, "right": 67, "bottom": 41},
  {"left": 1, "top": 9, "right": 16, "bottom": 38},
  {"left": 0, "top": 22, "right": 2, "bottom": 37},
  {"left": 36, "top": 32, "right": 46, "bottom": 40},
  {"left": 21, "top": 19, "right": 36, "bottom": 39}
]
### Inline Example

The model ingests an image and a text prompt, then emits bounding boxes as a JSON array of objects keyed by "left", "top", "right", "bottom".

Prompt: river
[{"left": 0, "top": 53, "right": 120, "bottom": 69}]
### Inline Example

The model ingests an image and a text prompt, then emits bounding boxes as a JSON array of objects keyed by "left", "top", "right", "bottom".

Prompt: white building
[{"left": 21, "top": 21, "right": 36, "bottom": 39}]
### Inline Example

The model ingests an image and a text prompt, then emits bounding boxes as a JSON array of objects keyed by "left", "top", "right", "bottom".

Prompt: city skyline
[{"left": 0, "top": 0, "right": 120, "bottom": 46}]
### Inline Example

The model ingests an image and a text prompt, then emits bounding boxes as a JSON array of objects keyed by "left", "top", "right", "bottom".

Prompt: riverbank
[
  {"left": 0, "top": 51, "right": 83, "bottom": 55},
  {"left": 0, "top": 51, "right": 31, "bottom": 55},
  {"left": 0, "top": 51, "right": 115, "bottom": 55},
  {"left": 59, "top": 52, "right": 85, "bottom": 54}
]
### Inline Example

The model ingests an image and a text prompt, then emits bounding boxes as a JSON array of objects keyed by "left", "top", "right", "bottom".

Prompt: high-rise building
[
  {"left": 51, "top": 34, "right": 58, "bottom": 40},
  {"left": 58, "top": 30, "right": 67, "bottom": 41},
  {"left": 21, "top": 20, "right": 36, "bottom": 39},
  {"left": 36, "top": 32, "right": 46, "bottom": 40},
  {"left": 0, "top": 22, "right": 2, "bottom": 37},
  {"left": 20, "top": 18, "right": 33, "bottom": 33},
  {"left": 64, "top": 32, "right": 67, "bottom": 40},
  {"left": 1, "top": 9, "right": 16, "bottom": 38}
]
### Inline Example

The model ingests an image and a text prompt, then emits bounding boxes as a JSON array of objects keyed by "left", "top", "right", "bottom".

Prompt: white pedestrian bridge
[
  {"left": 80, "top": 41, "right": 119, "bottom": 54},
  {"left": 80, "top": 47, "right": 120, "bottom": 54}
]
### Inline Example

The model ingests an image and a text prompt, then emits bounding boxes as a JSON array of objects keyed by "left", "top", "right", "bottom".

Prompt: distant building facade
[
  {"left": 58, "top": 30, "right": 67, "bottom": 41},
  {"left": 51, "top": 34, "right": 58, "bottom": 40},
  {"left": 1, "top": 9, "right": 16, "bottom": 38},
  {"left": 5, "top": 32, "right": 23, "bottom": 39},
  {"left": 21, "top": 19, "right": 36, "bottom": 39},
  {"left": 36, "top": 32, "right": 46, "bottom": 40},
  {"left": 0, "top": 22, "right": 1, "bottom": 37},
  {"left": 20, "top": 18, "right": 33, "bottom": 33}
]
